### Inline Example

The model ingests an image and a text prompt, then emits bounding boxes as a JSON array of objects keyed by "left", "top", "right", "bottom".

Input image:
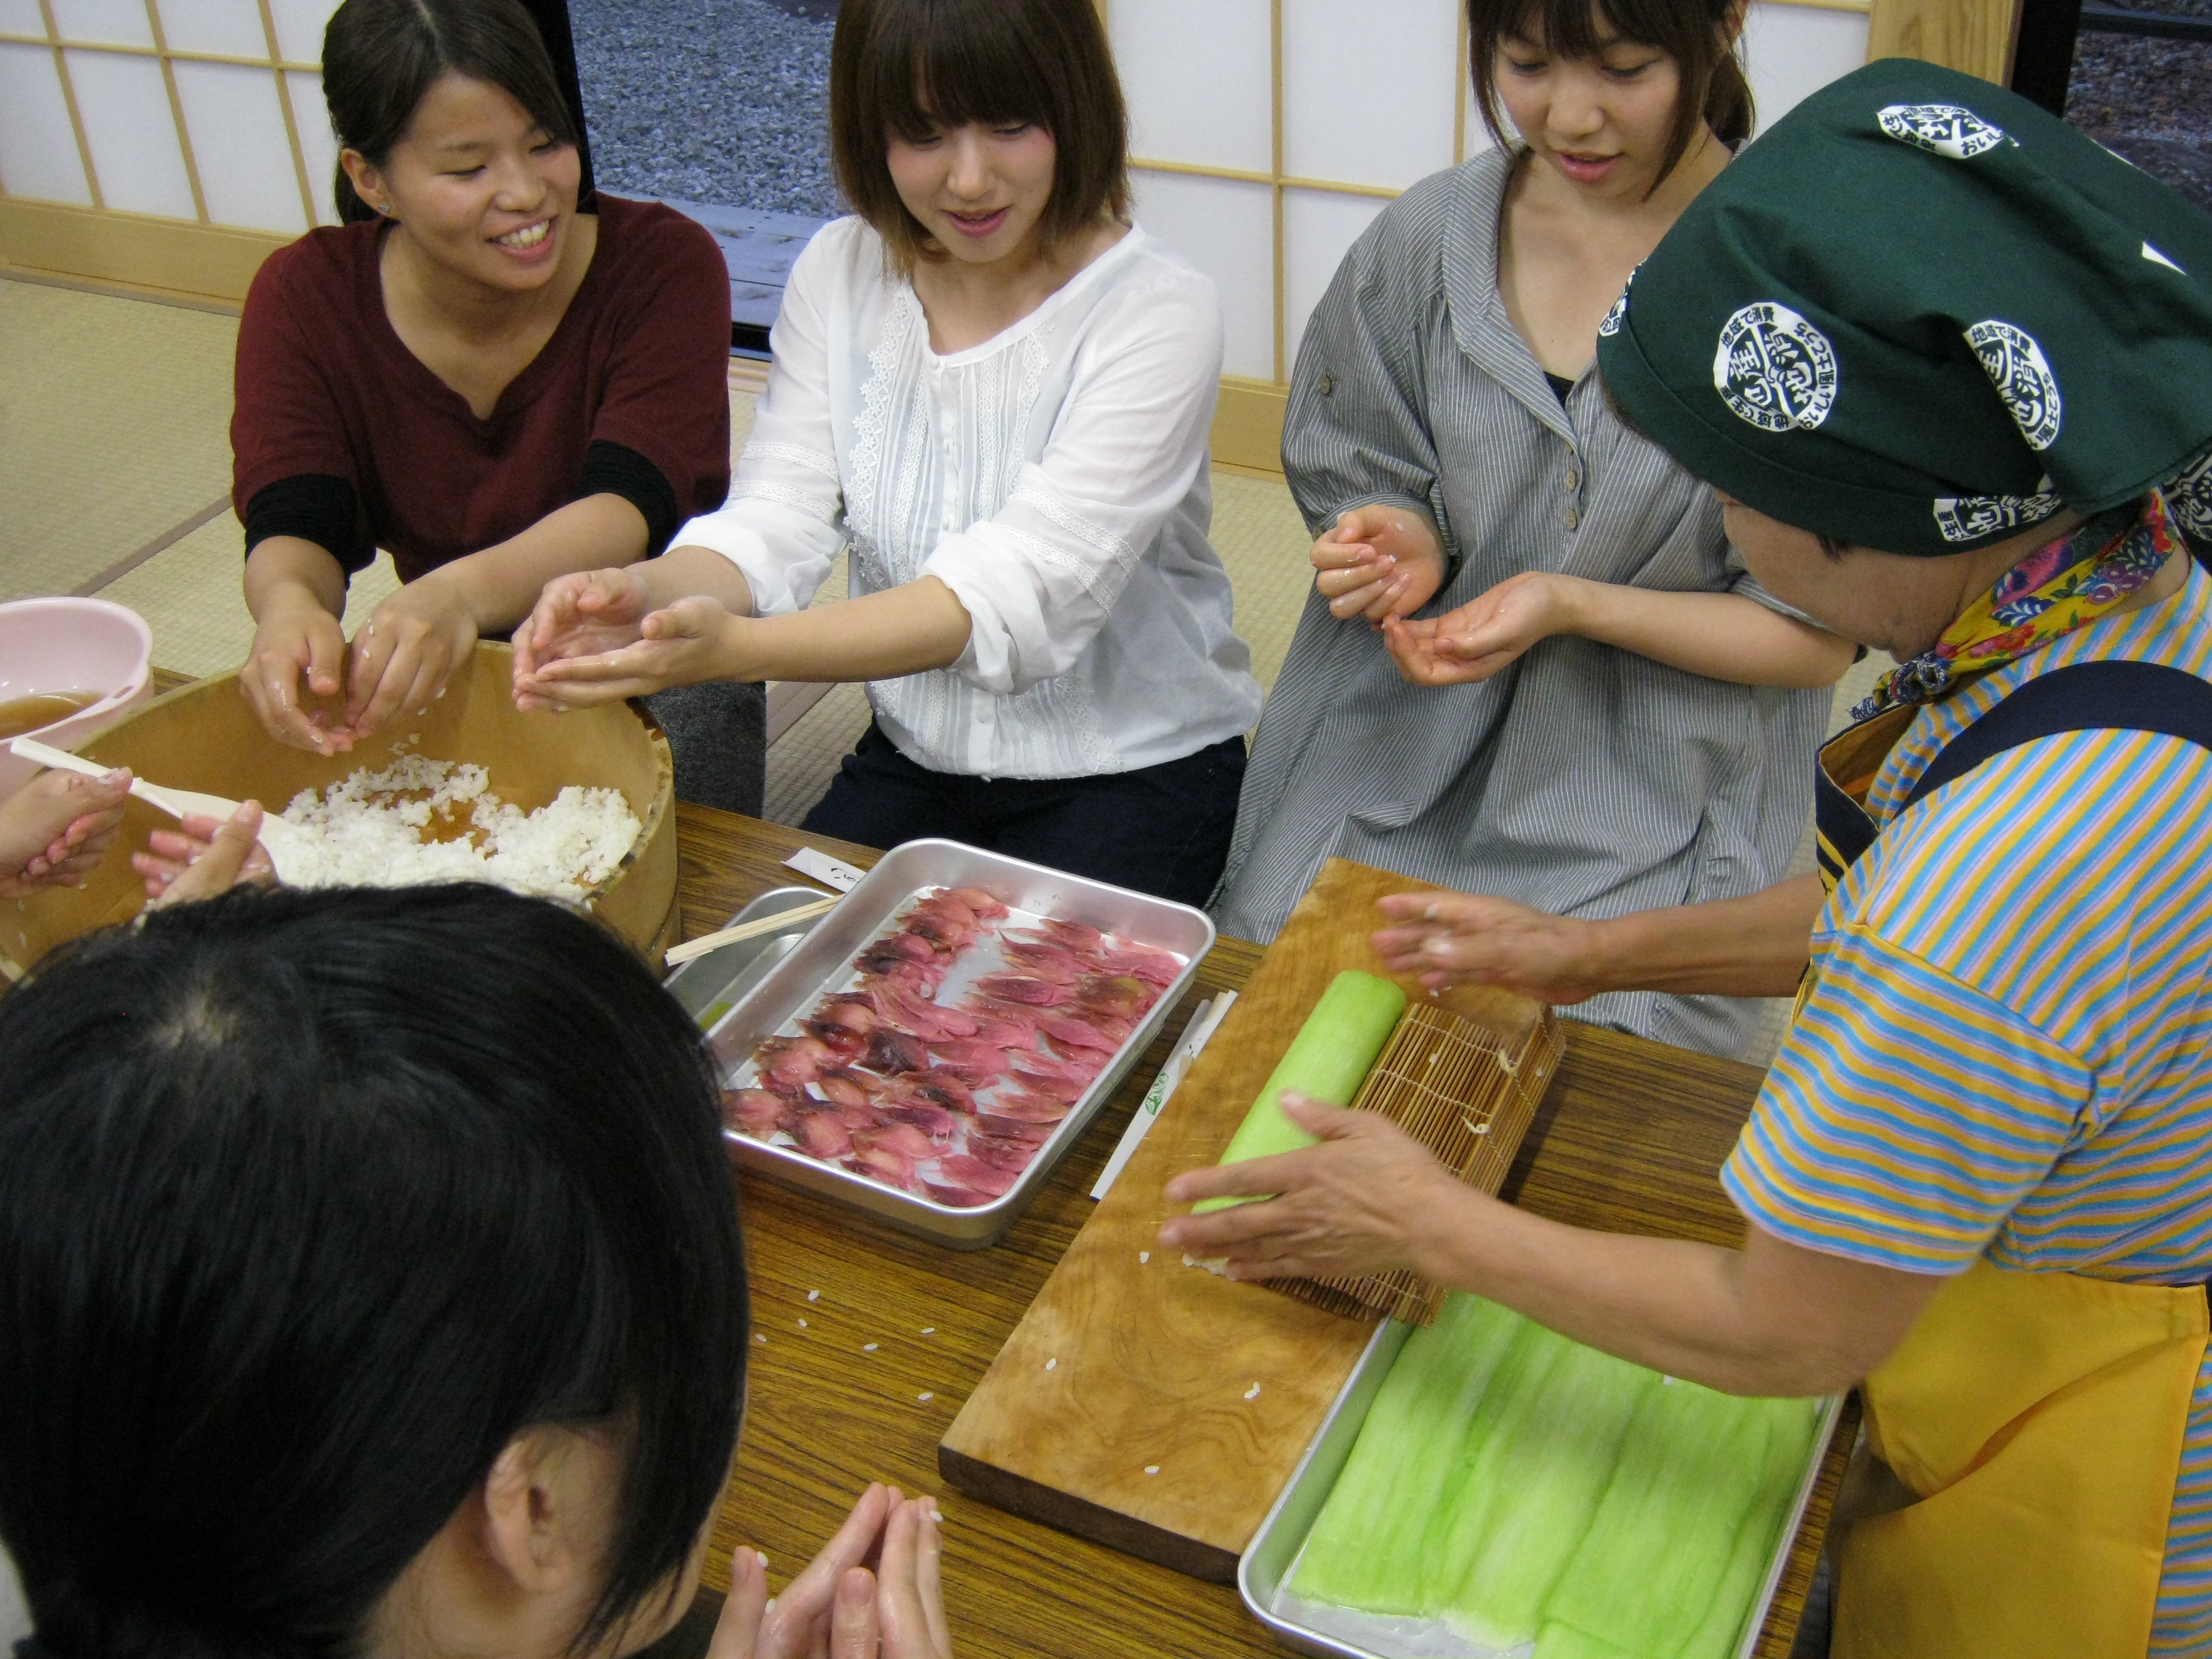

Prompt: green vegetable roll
[{"left": 1193, "top": 970, "right": 1405, "bottom": 1213}]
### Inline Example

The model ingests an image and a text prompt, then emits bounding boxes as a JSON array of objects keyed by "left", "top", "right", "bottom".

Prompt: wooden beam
[
  {"left": 0, "top": 198, "right": 286, "bottom": 301},
  {"left": 1209, "top": 377, "right": 1288, "bottom": 477},
  {"left": 1865, "top": 0, "right": 2027, "bottom": 84}
]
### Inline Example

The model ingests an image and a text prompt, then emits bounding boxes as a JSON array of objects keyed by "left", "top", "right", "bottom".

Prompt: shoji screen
[
  {"left": 0, "top": 1, "right": 343, "bottom": 269},
  {"left": 1107, "top": 0, "right": 1872, "bottom": 466}
]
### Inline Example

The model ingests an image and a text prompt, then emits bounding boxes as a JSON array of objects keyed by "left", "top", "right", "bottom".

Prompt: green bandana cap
[{"left": 1595, "top": 58, "right": 2212, "bottom": 555}]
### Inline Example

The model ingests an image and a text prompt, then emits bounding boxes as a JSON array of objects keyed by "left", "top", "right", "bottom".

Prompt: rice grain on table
[{"left": 280, "top": 752, "right": 639, "bottom": 902}]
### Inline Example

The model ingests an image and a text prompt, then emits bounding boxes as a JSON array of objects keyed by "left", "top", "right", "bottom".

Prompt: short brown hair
[
  {"left": 1466, "top": 0, "right": 1752, "bottom": 191},
  {"left": 830, "top": 0, "right": 1131, "bottom": 270}
]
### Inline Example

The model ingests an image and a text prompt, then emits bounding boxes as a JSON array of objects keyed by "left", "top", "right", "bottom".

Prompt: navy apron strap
[{"left": 1901, "top": 660, "right": 2212, "bottom": 816}]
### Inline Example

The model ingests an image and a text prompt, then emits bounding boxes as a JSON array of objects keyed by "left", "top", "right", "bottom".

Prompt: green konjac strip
[
  {"left": 1287, "top": 1296, "right": 1822, "bottom": 1657},
  {"left": 1193, "top": 969, "right": 1406, "bottom": 1214}
]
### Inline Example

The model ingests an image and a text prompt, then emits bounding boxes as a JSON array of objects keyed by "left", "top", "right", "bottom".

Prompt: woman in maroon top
[{"left": 234, "top": 0, "right": 760, "bottom": 807}]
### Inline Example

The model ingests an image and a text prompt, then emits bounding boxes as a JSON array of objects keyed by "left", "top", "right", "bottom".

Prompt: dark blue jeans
[{"left": 801, "top": 723, "right": 1247, "bottom": 907}]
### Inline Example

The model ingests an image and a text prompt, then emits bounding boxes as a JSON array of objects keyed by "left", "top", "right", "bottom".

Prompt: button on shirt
[{"left": 671, "top": 218, "right": 1262, "bottom": 780}]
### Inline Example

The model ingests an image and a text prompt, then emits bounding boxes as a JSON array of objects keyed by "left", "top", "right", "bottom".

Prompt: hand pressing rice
[{"left": 280, "top": 751, "right": 638, "bottom": 902}]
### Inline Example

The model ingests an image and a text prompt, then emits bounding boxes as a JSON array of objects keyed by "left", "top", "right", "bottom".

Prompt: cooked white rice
[{"left": 280, "top": 751, "right": 640, "bottom": 903}]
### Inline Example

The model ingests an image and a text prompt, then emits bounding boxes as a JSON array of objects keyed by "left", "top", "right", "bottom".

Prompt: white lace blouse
[{"left": 671, "top": 216, "right": 1264, "bottom": 779}]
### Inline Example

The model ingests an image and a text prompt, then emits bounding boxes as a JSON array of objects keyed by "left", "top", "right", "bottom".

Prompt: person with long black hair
[{"left": 0, "top": 885, "right": 950, "bottom": 1659}]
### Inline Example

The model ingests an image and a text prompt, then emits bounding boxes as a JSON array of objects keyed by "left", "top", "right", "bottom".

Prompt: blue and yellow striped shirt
[{"left": 1725, "top": 557, "right": 2212, "bottom": 1651}]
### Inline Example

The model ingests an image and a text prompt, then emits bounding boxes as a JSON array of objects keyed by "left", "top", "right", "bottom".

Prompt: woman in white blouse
[{"left": 512, "top": 0, "right": 1261, "bottom": 903}]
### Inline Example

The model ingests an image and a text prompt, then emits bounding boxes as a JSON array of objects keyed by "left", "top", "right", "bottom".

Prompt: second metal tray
[
  {"left": 705, "top": 839, "right": 1215, "bottom": 1248},
  {"left": 1239, "top": 1318, "right": 1840, "bottom": 1659}
]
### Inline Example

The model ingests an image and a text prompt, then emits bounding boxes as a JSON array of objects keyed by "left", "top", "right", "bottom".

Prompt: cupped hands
[
  {"left": 712, "top": 1483, "right": 952, "bottom": 1659},
  {"left": 512, "top": 568, "right": 741, "bottom": 709},
  {"left": 1310, "top": 504, "right": 1447, "bottom": 625},
  {"left": 1382, "top": 569, "right": 1583, "bottom": 686}
]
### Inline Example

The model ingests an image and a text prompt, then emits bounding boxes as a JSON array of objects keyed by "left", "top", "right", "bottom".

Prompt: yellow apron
[{"left": 1807, "top": 693, "right": 2211, "bottom": 1658}]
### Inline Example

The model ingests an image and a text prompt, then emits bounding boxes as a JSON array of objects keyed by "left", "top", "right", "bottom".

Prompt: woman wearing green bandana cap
[{"left": 1162, "top": 59, "right": 2212, "bottom": 1659}]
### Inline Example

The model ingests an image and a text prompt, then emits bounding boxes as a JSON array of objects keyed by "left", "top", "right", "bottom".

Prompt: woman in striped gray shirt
[{"left": 1213, "top": 0, "right": 1852, "bottom": 1059}]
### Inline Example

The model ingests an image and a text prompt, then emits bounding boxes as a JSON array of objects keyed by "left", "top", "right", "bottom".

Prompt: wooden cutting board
[{"left": 938, "top": 857, "right": 1547, "bottom": 1582}]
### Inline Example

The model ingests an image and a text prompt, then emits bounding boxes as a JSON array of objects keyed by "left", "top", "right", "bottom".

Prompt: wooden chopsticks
[{"left": 665, "top": 894, "right": 840, "bottom": 966}]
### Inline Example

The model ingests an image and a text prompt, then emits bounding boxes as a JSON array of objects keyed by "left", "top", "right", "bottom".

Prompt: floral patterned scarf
[{"left": 1851, "top": 490, "right": 2183, "bottom": 720}]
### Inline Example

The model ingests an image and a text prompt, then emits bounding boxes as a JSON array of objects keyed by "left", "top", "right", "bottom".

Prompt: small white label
[{"left": 784, "top": 846, "right": 865, "bottom": 892}]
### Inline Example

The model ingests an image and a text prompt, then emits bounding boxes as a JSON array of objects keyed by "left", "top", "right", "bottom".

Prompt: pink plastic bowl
[{"left": 0, "top": 598, "right": 155, "bottom": 799}]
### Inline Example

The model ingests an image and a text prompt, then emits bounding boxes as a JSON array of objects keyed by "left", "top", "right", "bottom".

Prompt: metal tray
[
  {"left": 703, "top": 838, "right": 1215, "bottom": 1248},
  {"left": 665, "top": 886, "right": 834, "bottom": 1027},
  {"left": 1239, "top": 1319, "right": 1841, "bottom": 1659}
]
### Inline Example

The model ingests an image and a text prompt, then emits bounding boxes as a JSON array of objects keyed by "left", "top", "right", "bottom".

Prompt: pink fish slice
[
  {"left": 968, "top": 1012, "right": 1037, "bottom": 1050},
  {"left": 1098, "top": 946, "right": 1182, "bottom": 988},
  {"left": 721, "top": 1088, "right": 789, "bottom": 1137},
  {"left": 881, "top": 1101, "right": 958, "bottom": 1141},
  {"left": 854, "top": 1122, "right": 939, "bottom": 1161},
  {"left": 927, "top": 1039, "right": 1013, "bottom": 1087},
  {"left": 980, "top": 1089, "right": 1073, "bottom": 1124},
  {"left": 974, "top": 973, "right": 1070, "bottom": 1007},
  {"left": 936, "top": 1154, "right": 1022, "bottom": 1198},
  {"left": 795, "top": 1110, "right": 854, "bottom": 1161},
  {"left": 942, "top": 886, "right": 1010, "bottom": 920},
  {"left": 999, "top": 940, "right": 1087, "bottom": 984},
  {"left": 973, "top": 1115, "right": 1056, "bottom": 1144},
  {"left": 846, "top": 1144, "right": 921, "bottom": 1192},
  {"left": 1011, "top": 917, "right": 1104, "bottom": 953},
  {"left": 962, "top": 1134, "right": 1039, "bottom": 1174},
  {"left": 924, "top": 1182, "right": 994, "bottom": 1210},
  {"left": 1035, "top": 1013, "right": 1122, "bottom": 1054}
]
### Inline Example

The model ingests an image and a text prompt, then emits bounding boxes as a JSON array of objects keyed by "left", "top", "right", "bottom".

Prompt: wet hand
[
  {"left": 134, "top": 802, "right": 278, "bottom": 907},
  {"left": 1310, "top": 505, "right": 1447, "bottom": 624},
  {"left": 343, "top": 575, "right": 479, "bottom": 742},
  {"left": 1382, "top": 571, "right": 1575, "bottom": 686},
  {"left": 509, "top": 566, "right": 654, "bottom": 694},
  {"left": 241, "top": 586, "right": 354, "bottom": 756},
  {"left": 516, "top": 595, "right": 742, "bottom": 708},
  {"left": 1370, "top": 890, "right": 1607, "bottom": 1004},
  {"left": 0, "top": 767, "right": 132, "bottom": 897},
  {"left": 1158, "top": 1094, "right": 1463, "bottom": 1282}
]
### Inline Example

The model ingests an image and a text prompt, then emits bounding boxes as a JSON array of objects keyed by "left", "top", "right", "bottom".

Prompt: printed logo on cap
[
  {"left": 1932, "top": 488, "right": 2063, "bottom": 545},
  {"left": 1713, "top": 303, "right": 1838, "bottom": 434},
  {"left": 1965, "top": 320, "right": 2063, "bottom": 450},
  {"left": 1877, "top": 103, "right": 2014, "bottom": 160}
]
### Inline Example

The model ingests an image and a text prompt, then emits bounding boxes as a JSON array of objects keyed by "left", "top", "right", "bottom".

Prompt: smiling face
[
  {"left": 1493, "top": 18, "right": 1688, "bottom": 201},
  {"left": 884, "top": 116, "right": 1059, "bottom": 267},
  {"left": 342, "top": 72, "right": 580, "bottom": 294}
]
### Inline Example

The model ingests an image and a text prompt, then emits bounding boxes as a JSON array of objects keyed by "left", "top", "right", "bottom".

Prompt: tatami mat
[
  {"left": 94, "top": 511, "right": 403, "bottom": 681},
  {"left": 0, "top": 278, "right": 236, "bottom": 604}
]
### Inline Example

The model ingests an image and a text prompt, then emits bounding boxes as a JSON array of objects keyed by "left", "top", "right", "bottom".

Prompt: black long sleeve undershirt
[{"left": 241, "top": 442, "right": 683, "bottom": 572}]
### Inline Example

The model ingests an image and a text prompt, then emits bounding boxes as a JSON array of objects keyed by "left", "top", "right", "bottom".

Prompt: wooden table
[{"left": 675, "top": 804, "right": 1852, "bottom": 1659}]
